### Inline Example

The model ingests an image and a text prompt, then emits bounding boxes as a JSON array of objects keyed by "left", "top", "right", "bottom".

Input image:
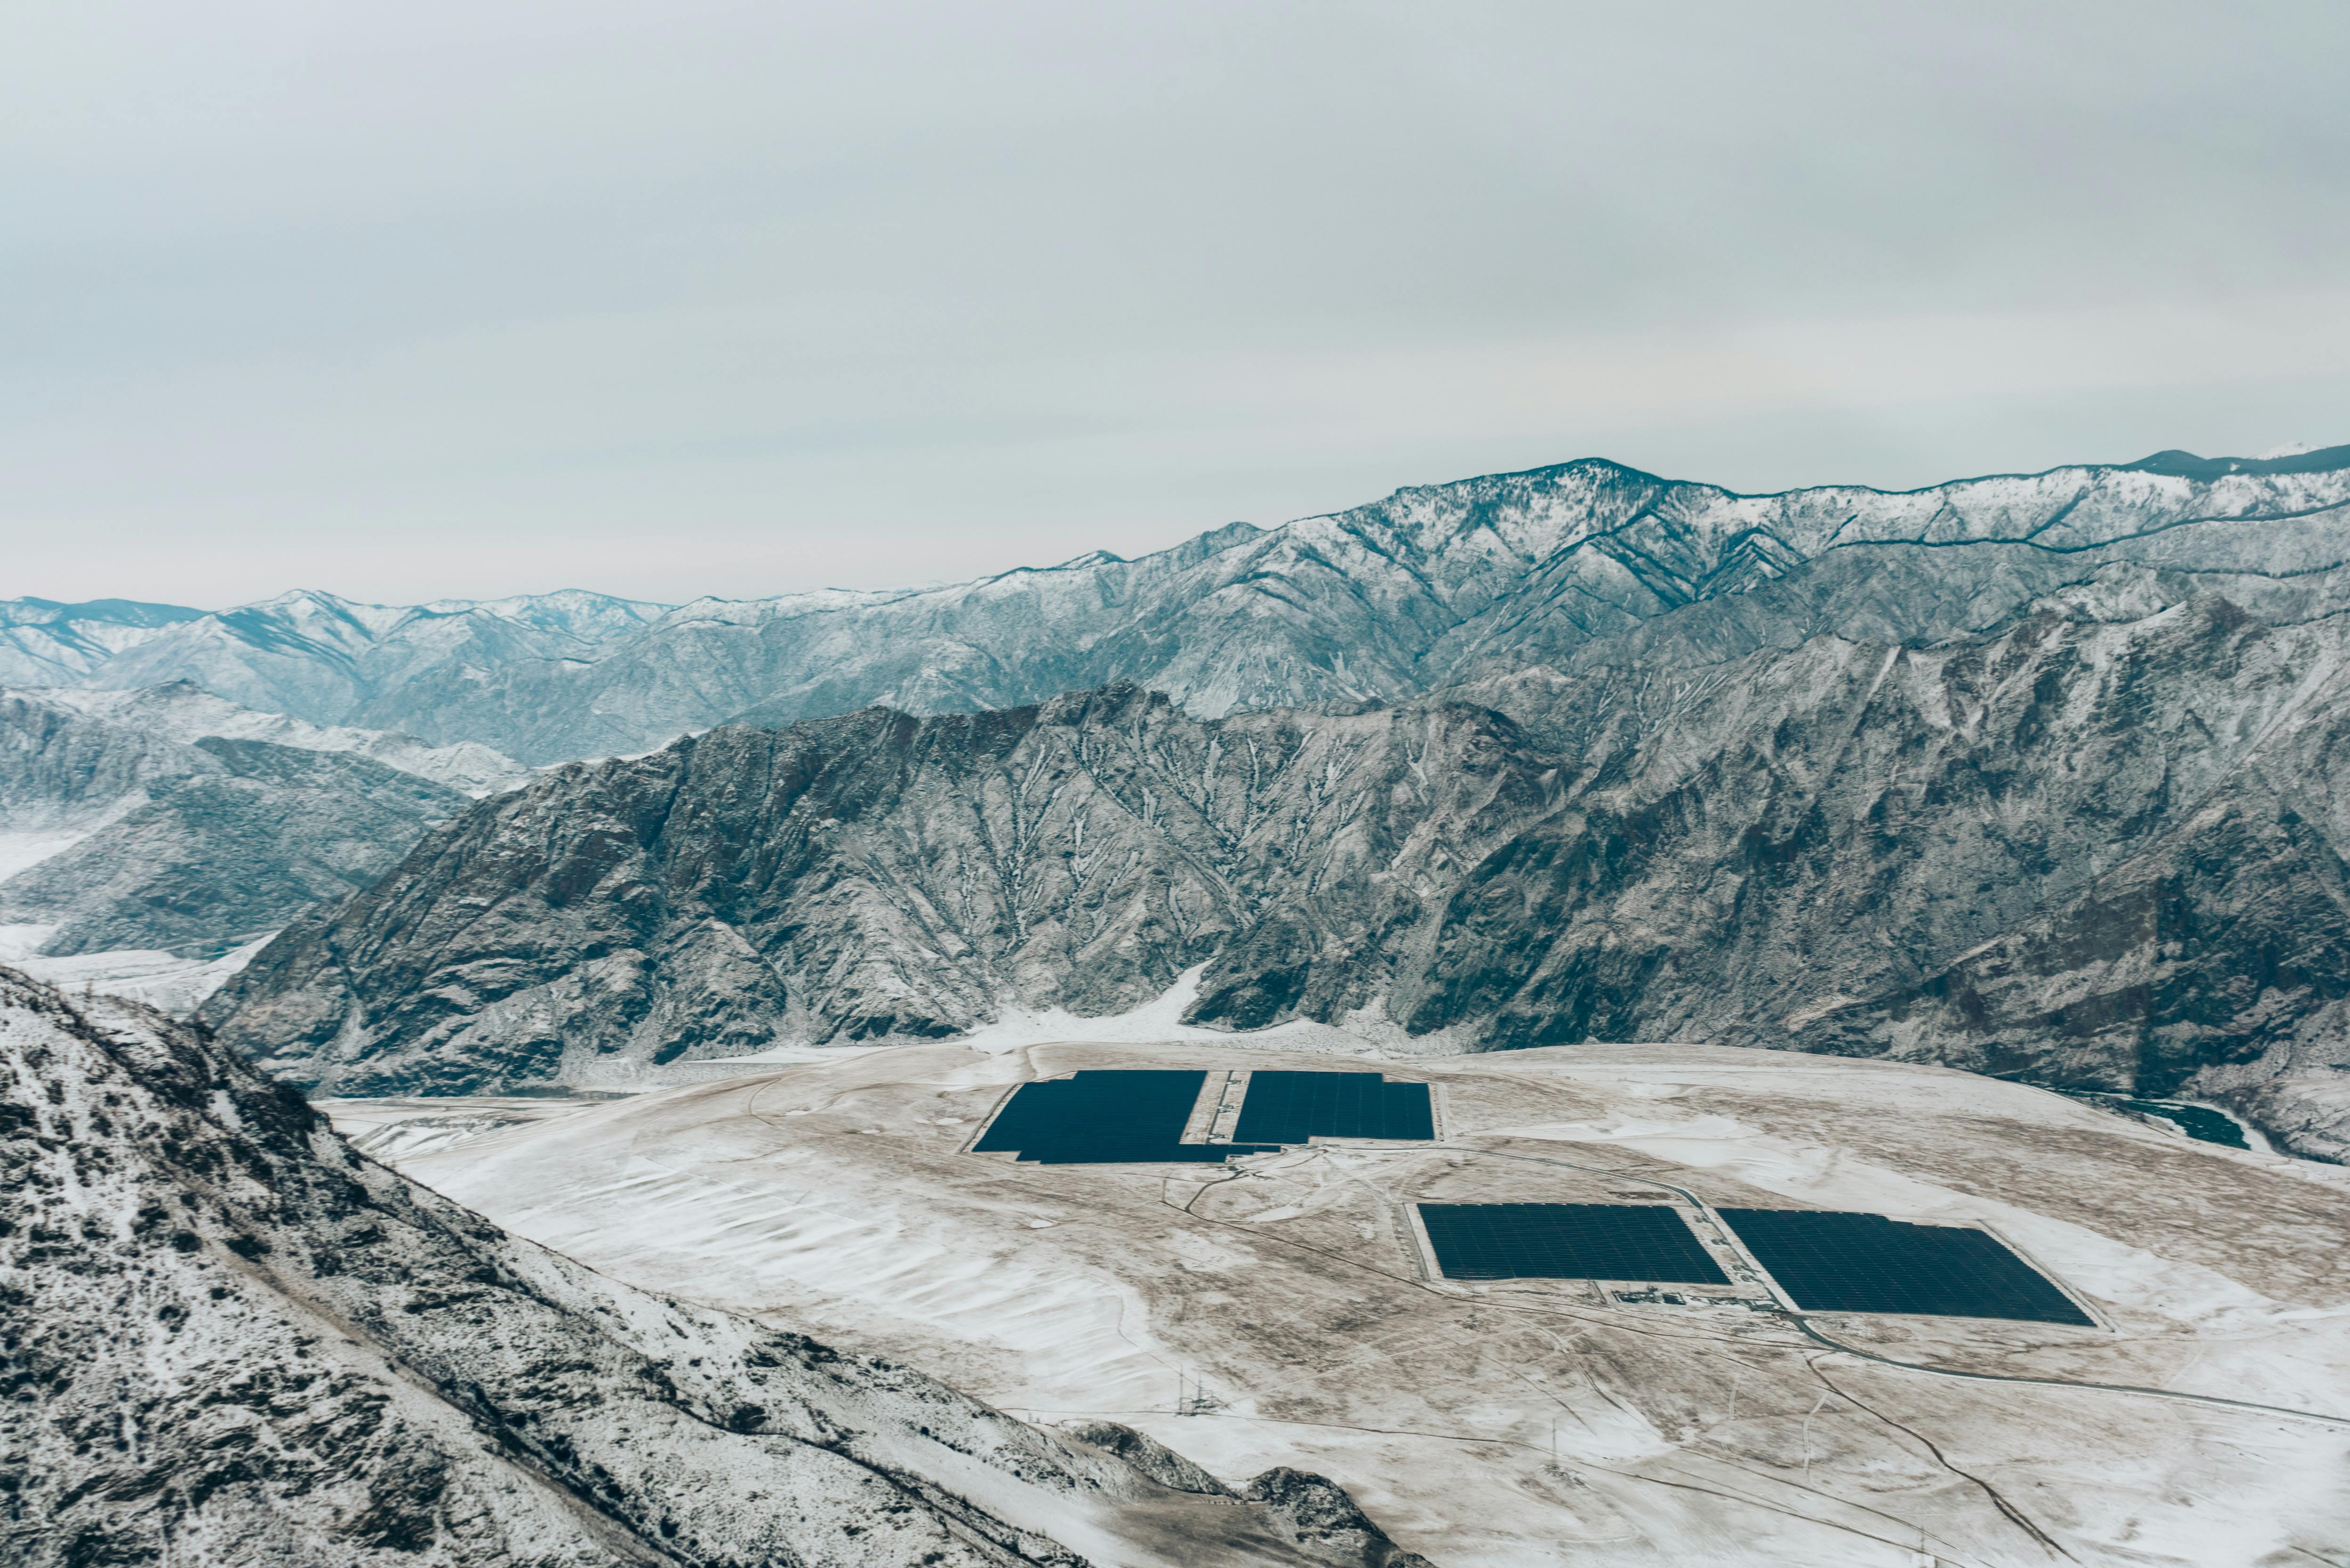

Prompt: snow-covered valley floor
[{"left": 331, "top": 1041, "right": 2350, "bottom": 1567}]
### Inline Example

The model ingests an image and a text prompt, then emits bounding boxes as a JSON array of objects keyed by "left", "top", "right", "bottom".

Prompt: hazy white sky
[{"left": 6, "top": 0, "right": 2348, "bottom": 608}]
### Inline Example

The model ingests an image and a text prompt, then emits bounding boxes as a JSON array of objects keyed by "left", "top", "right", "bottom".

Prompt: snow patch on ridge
[
  {"left": 8, "top": 934, "right": 272, "bottom": 1016},
  {"left": 951, "top": 964, "right": 1324, "bottom": 1055}
]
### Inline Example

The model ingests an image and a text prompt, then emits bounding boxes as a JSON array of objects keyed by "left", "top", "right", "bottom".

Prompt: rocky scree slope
[
  {"left": 0, "top": 967, "right": 1423, "bottom": 1568},
  {"left": 212, "top": 591, "right": 2350, "bottom": 1157},
  {"left": 15, "top": 446, "right": 2350, "bottom": 763},
  {"left": 0, "top": 691, "right": 481, "bottom": 959}
]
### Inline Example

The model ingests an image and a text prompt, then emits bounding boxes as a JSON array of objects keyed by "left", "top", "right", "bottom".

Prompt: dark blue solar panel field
[
  {"left": 1720, "top": 1208, "right": 2095, "bottom": 1325},
  {"left": 973, "top": 1067, "right": 1434, "bottom": 1165},
  {"left": 1232, "top": 1070, "right": 1434, "bottom": 1143},
  {"left": 971, "top": 1070, "right": 1273, "bottom": 1163},
  {"left": 1419, "top": 1202, "right": 1731, "bottom": 1284}
]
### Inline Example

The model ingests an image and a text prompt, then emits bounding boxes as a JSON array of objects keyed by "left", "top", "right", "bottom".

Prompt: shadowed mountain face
[
  {"left": 0, "top": 691, "right": 481, "bottom": 958},
  {"left": 209, "top": 589, "right": 2350, "bottom": 1156},
  {"left": 0, "top": 738, "right": 468, "bottom": 958},
  {"left": 13, "top": 447, "right": 2350, "bottom": 764},
  {"left": 0, "top": 969, "right": 1422, "bottom": 1568},
  {"left": 0, "top": 687, "right": 531, "bottom": 974}
]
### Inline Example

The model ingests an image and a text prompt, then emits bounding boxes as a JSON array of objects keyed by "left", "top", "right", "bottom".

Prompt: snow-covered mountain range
[
  {"left": 210, "top": 585, "right": 2350, "bottom": 1159},
  {"left": 16, "top": 441, "right": 2350, "bottom": 1157},
  {"left": 14, "top": 443, "right": 2350, "bottom": 764}
]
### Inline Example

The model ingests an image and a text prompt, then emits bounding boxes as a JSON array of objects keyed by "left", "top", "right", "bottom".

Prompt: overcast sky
[{"left": 7, "top": 0, "right": 2348, "bottom": 609}]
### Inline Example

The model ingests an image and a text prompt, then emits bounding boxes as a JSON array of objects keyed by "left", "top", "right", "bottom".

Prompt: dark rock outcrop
[
  {"left": 1243, "top": 1469, "right": 1435, "bottom": 1568},
  {"left": 1062, "top": 1423, "right": 1235, "bottom": 1497}
]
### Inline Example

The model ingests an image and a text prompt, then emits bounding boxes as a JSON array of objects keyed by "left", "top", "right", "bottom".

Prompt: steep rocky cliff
[
  {"left": 0, "top": 968, "right": 1417, "bottom": 1568},
  {"left": 209, "top": 588, "right": 2350, "bottom": 1155},
  {"left": 209, "top": 686, "right": 1547, "bottom": 1091}
]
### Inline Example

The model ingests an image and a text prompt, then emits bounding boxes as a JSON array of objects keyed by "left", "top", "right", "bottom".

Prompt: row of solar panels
[
  {"left": 971, "top": 1068, "right": 1430, "bottom": 1164},
  {"left": 971, "top": 1070, "right": 2092, "bottom": 1326},
  {"left": 1418, "top": 1202, "right": 2094, "bottom": 1325}
]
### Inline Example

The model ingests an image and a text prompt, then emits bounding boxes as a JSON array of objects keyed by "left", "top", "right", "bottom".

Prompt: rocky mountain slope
[
  {"left": 210, "top": 580, "right": 2350, "bottom": 1156},
  {"left": 0, "top": 966, "right": 1426, "bottom": 1568},
  {"left": 0, "top": 691, "right": 493, "bottom": 960},
  {"left": 20, "top": 446, "right": 2350, "bottom": 764}
]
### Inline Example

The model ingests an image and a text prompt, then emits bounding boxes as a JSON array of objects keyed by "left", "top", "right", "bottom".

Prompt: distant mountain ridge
[
  {"left": 0, "top": 690, "right": 476, "bottom": 959},
  {"left": 0, "top": 685, "right": 529, "bottom": 966},
  {"left": 13, "top": 443, "right": 2350, "bottom": 763}
]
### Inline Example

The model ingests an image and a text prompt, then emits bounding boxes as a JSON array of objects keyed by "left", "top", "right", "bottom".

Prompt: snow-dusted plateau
[
  {"left": 326, "top": 1032, "right": 2350, "bottom": 1566},
  {"left": 9, "top": 442, "right": 2350, "bottom": 1564}
]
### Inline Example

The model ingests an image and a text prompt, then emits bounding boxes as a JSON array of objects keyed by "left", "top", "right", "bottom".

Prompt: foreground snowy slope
[{"left": 0, "top": 967, "right": 1428, "bottom": 1568}]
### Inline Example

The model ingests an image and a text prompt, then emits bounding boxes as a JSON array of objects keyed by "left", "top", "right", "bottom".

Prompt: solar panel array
[
  {"left": 1418, "top": 1202, "right": 1731, "bottom": 1284},
  {"left": 1232, "top": 1070, "right": 1435, "bottom": 1143},
  {"left": 971, "top": 1067, "right": 1436, "bottom": 1165},
  {"left": 971, "top": 1070, "right": 1276, "bottom": 1165},
  {"left": 1719, "top": 1209, "right": 2094, "bottom": 1325}
]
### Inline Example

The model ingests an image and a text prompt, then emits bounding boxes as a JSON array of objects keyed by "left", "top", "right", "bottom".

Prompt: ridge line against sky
[
  {"left": 15, "top": 431, "right": 2350, "bottom": 615},
  {"left": 7, "top": 0, "right": 2348, "bottom": 607}
]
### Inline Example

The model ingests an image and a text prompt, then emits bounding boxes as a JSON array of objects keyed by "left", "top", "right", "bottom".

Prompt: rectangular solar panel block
[
  {"left": 1418, "top": 1202, "right": 1731, "bottom": 1284},
  {"left": 1719, "top": 1209, "right": 2094, "bottom": 1326},
  {"left": 1232, "top": 1070, "right": 1435, "bottom": 1144},
  {"left": 971, "top": 1070, "right": 1279, "bottom": 1164}
]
